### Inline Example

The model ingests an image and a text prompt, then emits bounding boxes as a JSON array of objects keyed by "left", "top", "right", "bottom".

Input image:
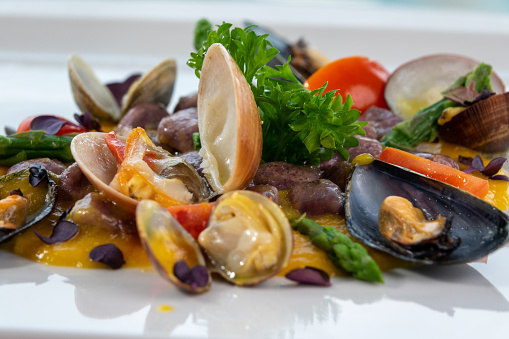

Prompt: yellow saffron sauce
[{"left": 1, "top": 140, "right": 508, "bottom": 278}]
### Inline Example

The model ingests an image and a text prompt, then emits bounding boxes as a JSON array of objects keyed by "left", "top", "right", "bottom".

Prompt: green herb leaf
[{"left": 188, "top": 21, "right": 366, "bottom": 165}]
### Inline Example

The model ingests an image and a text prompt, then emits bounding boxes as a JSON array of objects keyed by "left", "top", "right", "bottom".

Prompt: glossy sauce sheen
[{"left": 0, "top": 140, "right": 508, "bottom": 276}]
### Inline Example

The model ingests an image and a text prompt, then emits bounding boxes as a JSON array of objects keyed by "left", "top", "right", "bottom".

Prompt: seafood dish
[{"left": 1, "top": 18, "right": 509, "bottom": 299}]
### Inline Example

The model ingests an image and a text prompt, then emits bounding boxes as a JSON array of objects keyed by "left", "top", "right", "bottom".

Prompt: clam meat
[
  {"left": 198, "top": 190, "right": 293, "bottom": 286},
  {"left": 346, "top": 160, "right": 509, "bottom": 264}
]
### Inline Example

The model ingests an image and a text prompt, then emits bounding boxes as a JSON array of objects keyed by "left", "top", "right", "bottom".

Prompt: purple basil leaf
[
  {"left": 489, "top": 174, "right": 509, "bottom": 181},
  {"left": 458, "top": 155, "right": 474, "bottom": 166},
  {"left": 481, "top": 157, "right": 507, "bottom": 177},
  {"left": 463, "top": 155, "right": 485, "bottom": 174},
  {"left": 89, "top": 243, "right": 125, "bottom": 269},
  {"left": 190, "top": 265, "right": 209, "bottom": 288},
  {"left": 285, "top": 266, "right": 331, "bottom": 287},
  {"left": 9, "top": 188, "right": 23, "bottom": 196},
  {"left": 74, "top": 111, "right": 102, "bottom": 132},
  {"left": 34, "top": 220, "right": 78, "bottom": 244},
  {"left": 106, "top": 73, "right": 141, "bottom": 107},
  {"left": 442, "top": 82, "right": 479, "bottom": 105},
  {"left": 29, "top": 163, "right": 48, "bottom": 186},
  {"left": 466, "top": 88, "right": 495, "bottom": 105},
  {"left": 173, "top": 260, "right": 209, "bottom": 290},
  {"left": 174, "top": 260, "right": 192, "bottom": 282},
  {"left": 59, "top": 206, "right": 74, "bottom": 221},
  {"left": 29, "top": 115, "right": 68, "bottom": 135}
]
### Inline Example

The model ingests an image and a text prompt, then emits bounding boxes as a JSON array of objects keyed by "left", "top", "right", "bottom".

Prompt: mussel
[
  {"left": 0, "top": 165, "right": 58, "bottom": 243},
  {"left": 69, "top": 55, "right": 176, "bottom": 122},
  {"left": 346, "top": 160, "right": 509, "bottom": 264}
]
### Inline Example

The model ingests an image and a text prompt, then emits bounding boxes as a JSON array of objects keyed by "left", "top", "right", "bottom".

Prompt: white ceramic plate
[{"left": 1, "top": 2, "right": 509, "bottom": 338}]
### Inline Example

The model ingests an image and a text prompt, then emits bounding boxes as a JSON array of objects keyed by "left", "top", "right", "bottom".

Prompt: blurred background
[{"left": 0, "top": 0, "right": 508, "bottom": 121}]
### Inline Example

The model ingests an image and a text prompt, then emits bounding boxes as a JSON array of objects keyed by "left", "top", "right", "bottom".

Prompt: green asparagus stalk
[
  {"left": 380, "top": 63, "right": 494, "bottom": 150},
  {"left": 0, "top": 131, "right": 74, "bottom": 166},
  {"left": 290, "top": 217, "right": 383, "bottom": 283}
]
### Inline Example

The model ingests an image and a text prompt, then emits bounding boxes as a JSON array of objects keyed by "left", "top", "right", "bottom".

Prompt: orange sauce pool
[{"left": 1, "top": 141, "right": 508, "bottom": 276}]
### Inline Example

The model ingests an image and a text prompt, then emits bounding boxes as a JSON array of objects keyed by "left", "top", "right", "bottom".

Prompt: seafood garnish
[
  {"left": 136, "top": 199, "right": 211, "bottom": 293},
  {"left": 198, "top": 190, "right": 293, "bottom": 286},
  {"left": 0, "top": 166, "right": 58, "bottom": 243},
  {"left": 346, "top": 160, "right": 509, "bottom": 264}
]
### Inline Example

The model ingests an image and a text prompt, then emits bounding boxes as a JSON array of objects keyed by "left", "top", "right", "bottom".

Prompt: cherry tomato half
[
  {"left": 303, "top": 56, "right": 390, "bottom": 114},
  {"left": 17, "top": 115, "right": 88, "bottom": 136}
]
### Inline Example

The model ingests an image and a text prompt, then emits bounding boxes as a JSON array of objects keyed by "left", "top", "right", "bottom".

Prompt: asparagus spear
[
  {"left": 380, "top": 63, "right": 494, "bottom": 150},
  {"left": 291, "top": 217, "right": 384, "bottom": 283},
  {"left": 0, "top": 131, "right": 74, "bottom": 166}
]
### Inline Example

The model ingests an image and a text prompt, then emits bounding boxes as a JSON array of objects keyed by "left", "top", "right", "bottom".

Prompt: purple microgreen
[
  {"left": 106, "top": 73, "right": 141, "bottom": 107},
  {"left": 74, "top": 111, "right": 102, "bottom": 132},
  {"left": 34, "top": 220, "right": 78, "bottom": 244},
  {"left": 466, "top": 88, "right": 495, "bottom": 105},
  {"left": 173, "top": 260, "right": 209, "bottom": 290},
  {"left": 89, "top": 243, "right": 125, "bottom": 269},
  {"left": 458, "top": 155, "right": 474, "bottom": 166},
  {"left": 481, "top": 157, "right": 507, "bottom": 176},
  {"left": 489, "top": 174, "right": 509, "bottom": 181},
  {"left": 29, "top": 115, "right": 69, "bottom": 135},
  {"left": 285, "top": 266, "right": 331, "bottom": 287},
  {"left": 4, "top": 126, "right": 16, "bottom": 135},
  {"left": 460, "top": 154, "right": 509, "bottom": 180},
  {"left": 9, "top": 188, "right": 23, "bottom": 196},
  {"left": 59, "top": 206, "right": 74, "bottom": 221},
  {"left": 29, "top": 163, "right": 48, "bottom": 187},
  {"left": 443, "top": 82, "right": 479, "bottom": 105},
  {"left": 460, "top": 155, "right": 484, "bottom": 174}
]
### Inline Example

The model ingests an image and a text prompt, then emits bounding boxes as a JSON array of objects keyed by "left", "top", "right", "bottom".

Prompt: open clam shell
[
  {"left": 384, "top": 54, "right": 505, "bottom": 119},
  {"left": 121, "top": 58, "right": 176, "bottom": 116},
  {"left": 136, "top": 199, "right": 211, "bottom": 293},
  {"left": 438, "top": 92, "right": 509, "bottom": 153},
  {"left": 69, "top": 55, "right": 176, "bottom": 122},
  {"left": 197, "top": 43, "right": 263, "bottom": 193},
  {"left": 198, "top": 190, "right": 293, "bottom": 286},
  {"left": 346, "top": 160, "right": 509, "bottom": 264},
  {"left": 69, "top": 55, "right": 121, "bottom": 121},
  {"left": 71, "top": 131, "right": 208, "bottom": 211},
  {"left": 71, "top": 132, "right": 137, "bottom": 211}
]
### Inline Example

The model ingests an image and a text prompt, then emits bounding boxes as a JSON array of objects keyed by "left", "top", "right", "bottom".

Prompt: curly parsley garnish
[{"left": 187, "top": 21, "right": 367, "bottom": 166}]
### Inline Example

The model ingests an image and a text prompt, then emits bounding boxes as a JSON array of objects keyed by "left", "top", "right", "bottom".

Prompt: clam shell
[
  {"left": 346, "top": 160, "right": 509, "bottom": 264},
  {"left": 68, "top": 55, "right": 121, "bottom": 122},
  {"left": 121, "top": 58, "right": 176, "bottom": 115},
  {"left": 198, "top": 190, "right": 293, "bottom": 286},
  {"left": 197, "top": 43, "right": 263, "bottom": 193},
  {"left": 136, "top": 199, "right": 211, "bottom": 293},
  {"left": 438, "top": 92, "right": 509, "bottom": 153},
  {"left": 71, "top": 132, "right": 138, "bottom": 211},
  {"left": 384, "top": 54, "right": 505, "bottom": 119}
]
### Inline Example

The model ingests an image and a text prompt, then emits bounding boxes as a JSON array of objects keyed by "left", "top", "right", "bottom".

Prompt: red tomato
[
  {"left": 303, "top": 56, "right": 390, "bottom": 114},
  {"left": 17, "top": 115, "right": 88, "bottom": 136}
]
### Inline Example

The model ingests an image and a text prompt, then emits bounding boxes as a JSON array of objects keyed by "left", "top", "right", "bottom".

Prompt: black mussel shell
[
  {"left": 0, "top": 167, "right": 58, "bottom": 243},
  {"left": 346, "top": 160, "right": 509, "bottom": 264}
]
